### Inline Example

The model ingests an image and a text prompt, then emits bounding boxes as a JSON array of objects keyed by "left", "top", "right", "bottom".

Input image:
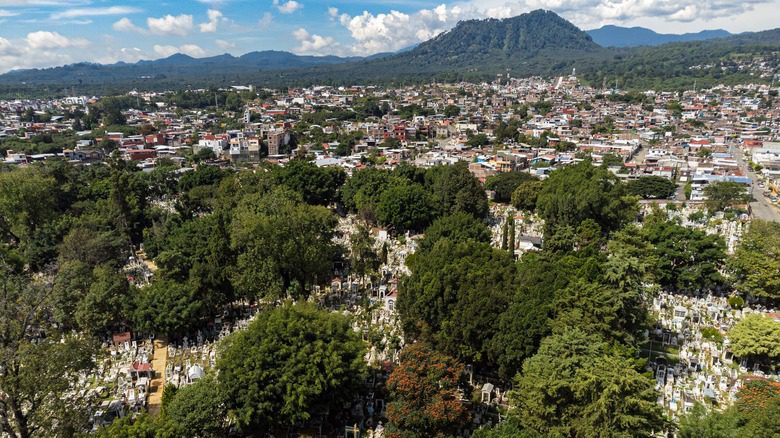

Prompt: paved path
[
  {"left": 731, "top": 145, "right": 780, "bottom": 222},
  {"left": 147, "top": 339, "right": 168, "bottom": 415}
]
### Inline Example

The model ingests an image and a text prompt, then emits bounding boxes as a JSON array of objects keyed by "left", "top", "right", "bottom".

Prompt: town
[{"left": 1, "top": 72, "right": 779, "bottom": 438}]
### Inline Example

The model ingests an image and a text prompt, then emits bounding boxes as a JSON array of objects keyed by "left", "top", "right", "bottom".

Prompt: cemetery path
[
  {"left": 136, "top": 249, "right": 158, "bottom": 272},
  {"left": 147, "top": 338, "right": 168, "bottom": 416}
]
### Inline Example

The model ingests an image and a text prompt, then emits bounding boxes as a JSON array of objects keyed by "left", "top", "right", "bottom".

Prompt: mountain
[
  {"left": 0, "top": 51, "right": 364, "bottom": 89},
  {"left": 1, "top": 10, "right": 779, "bottom": 96},
  {"left": 587, "top": 25, "right": 731, "bottom": 47}
]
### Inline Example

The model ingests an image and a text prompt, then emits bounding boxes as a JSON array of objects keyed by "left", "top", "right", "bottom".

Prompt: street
[{"left": 731, "top": 145, "right": 780, "bottom": 222}]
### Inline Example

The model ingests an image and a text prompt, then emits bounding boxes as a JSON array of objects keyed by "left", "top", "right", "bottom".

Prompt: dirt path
[{"left": 147, "top": 339, "right": 168, "bottom": 415}]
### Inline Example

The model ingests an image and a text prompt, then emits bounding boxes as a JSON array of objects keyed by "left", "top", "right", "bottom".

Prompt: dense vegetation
[{"left": 0, "top": 154, "right": 778, "bottom": 437}]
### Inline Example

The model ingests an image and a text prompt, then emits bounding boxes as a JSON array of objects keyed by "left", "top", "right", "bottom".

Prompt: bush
[{"left": 728, "top": 295, "right": 745, "bottom": 309}]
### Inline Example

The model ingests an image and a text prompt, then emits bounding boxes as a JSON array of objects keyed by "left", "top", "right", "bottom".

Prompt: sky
[{"left": 0, "top": 0, "right": 779, "bottom": 73}]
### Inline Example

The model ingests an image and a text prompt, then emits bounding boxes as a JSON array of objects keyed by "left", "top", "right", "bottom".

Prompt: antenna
[{"left": 215, "top": 93, "right": 219, "bottom": 111}]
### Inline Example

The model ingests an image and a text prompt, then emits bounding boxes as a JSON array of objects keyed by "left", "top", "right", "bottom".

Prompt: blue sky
[{"left": 0, "top": 0, "right": 779, "bottom": 73}]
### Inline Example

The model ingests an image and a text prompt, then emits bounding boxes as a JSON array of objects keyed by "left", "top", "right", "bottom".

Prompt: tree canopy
[
  {"left": 485, "top": 171, "right": 537, "bottom": 203},
  {"left": 729, "top": 220, "right": 780, "bottom": 300},
  {"left": 386, "top": 343, "right": 469, "bottom": 437},
  {"left": 728, "top": 314, "right": 780, "bottom": 362},
  {"left": 217, "top": 303, "right": 366, "bottom": 434},
  {"left": 536, "top": 160, "right": 638, "bottom": 237},
  {"left": 626, "top": 176, "right": 677, "bottom": 199}
]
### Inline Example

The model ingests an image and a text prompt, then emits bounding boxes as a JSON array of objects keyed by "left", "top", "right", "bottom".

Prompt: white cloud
[
  {"left": 0, "top": 30, "right": 91, "bottom": 73},
  {"left": 50, "top": 6, "right": 141, "bottom": 20},
  {"left": 147, "top": 14, "right": 194, "bottom": 36},
  {"left": 0, "top": 37, "right": 19, "bottom": 56},
  {"left": 199, "top": 9, "right": 223, "bottom": 33},
  {"left": 25, "top": 31, "right": 87, "bottom": 49},
  {"left": 0, "top": 9, "right": 19, "bottom": 17},
  {"left": 258, "top": 11, "right": 273, "bottom": 28},
  {"left": 273, "top": 0, "right": 302, "bottom": 14},
  {"left": 293, "top": 27, "right": 341, "bottom": 55},
  {"left": 216, "top": 39, "right": 235, "bottom": 50},
  {"left": 328, "top": 7, "right": 339, "bottom": 18},
  {"left": 153, "top": 43, "right": 206, "bottom": 58},
  {"left": 112, "top": 17, "right": 143, "bottom": 33},
  {"left": 338, "top": 7, "right": 461, "bottom": 55}
]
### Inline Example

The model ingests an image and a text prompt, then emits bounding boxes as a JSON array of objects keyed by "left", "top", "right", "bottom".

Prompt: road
[{"left": 731, "top": 145, "right": 780, "bottom": 222}]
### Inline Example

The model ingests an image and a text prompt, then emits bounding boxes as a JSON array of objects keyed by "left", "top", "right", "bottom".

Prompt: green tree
[
  {"left": 511, "top": 179, "right": 544, "bottom": 212},
  {"left": 0, "top": 264, "right": 98, "bottom": 438},
  {"left": 728, "top": 314, "right": 780, "bottom": 363},
  {"left": 486, "top": 172, "right": 537, "bottom": 203},
  {"left": 510, "top": 328, "right": 665, "bottom": 437},
  {"left": 75, "top": 264, "right": 131, "bottom": 335},
  {"left": 627, "top": 176, "right": 677, "bottom": 199},
  {"left": 134, "top": 279, "right": 204, "bottom": 337},
  {"left": 729, "top": 220, "right": 780, "bottom": 300},
  {"left": 272, "top": 159, "right": 346, "bottom": 206},
  {"left": 349, "top": 223, "right": 380, "bottom": 284},
  {"left": 643, "top": 218, "right": 726, "bottom": 293},
  {"left": 399, "top": 239, "right": 516, "bottom": 367},
  {"left": 386, "top": 343, "right": 469, "bottom": 437},
  {"left": 425, "top": 161, "right": 489, "bottom": 219},
  {"left": 164, "top": 374, "right": 229, "bottom": 438},
  {"left": 536, "top": 160, "right": 638, "bottom": 236},
  {"left": 230, "top": 188, "right": 339, "bottom": 300},
  {"left": 376, "top": 182, "right": 436, "bottom": 233},
  {"left": 0, "top": 167, "right": 59, "bottom": 267},
  {"left": 217, "top": 303, "right": 366, "bottom": 434},
  {"left": 704, "top": 182, "right": 751, "bottom": 212},
  {"left": 340, "top": 168, "right": 394, "bottom": 221},
  {"left": 418, "top": 212, "right": 491, "bottom": 254}
]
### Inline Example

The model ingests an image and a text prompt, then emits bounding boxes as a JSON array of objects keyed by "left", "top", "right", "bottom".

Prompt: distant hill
[
  {"left": 587, "top": 25, "right": 731, "bottom": 47},
  {"left": 1, "top": 10, "right": 779, "bottom": 96},
  {"left": 0, "top": 50, "right": 363, "bottom": 88}
]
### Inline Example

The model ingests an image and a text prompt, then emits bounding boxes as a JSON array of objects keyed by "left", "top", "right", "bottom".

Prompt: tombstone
[{"left": 481, "top": 383, "right": 494, "bottom": 403}]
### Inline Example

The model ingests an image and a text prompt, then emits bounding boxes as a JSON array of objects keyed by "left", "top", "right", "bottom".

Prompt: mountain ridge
[{"left": 587, "top": 25, "right": 732, "bottom": 47}]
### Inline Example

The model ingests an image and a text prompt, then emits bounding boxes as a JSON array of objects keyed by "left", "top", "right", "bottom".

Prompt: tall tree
[
  {"left": 704, "top": 181, "right": 751, "bottom": 212},
  {"left": 272, "top": 159, "right": 346, "bottom": 206},
  {"left": 217, "top": 303, "right": 366, "bottom": 434},
  {"left": 386, "top": 343, "right": 469, "bottom": 437},
  {"left": 349, "top": 223, "right": 380, "bottom": 285},
  {"left": 728, "top": 314, "right": 780, "bottom": 363},
  {"left": 0, "top": 263, "right": 98, "bottom": 438},
  {"left": 425, "top": 161, "right": 489, "bottom": 219},
  {"left": 376, "top": 182, "right": 436, "bottom": 233},
  {"left": 510, "top": 328, "right": 665, "bottom": 437},
  {"left": 486, "top": 172, "right": 537, "bottom": 203},
  {"left": 626, "top": 176, "right": 677, "bottom": 199},
  {"left": 230, "top": 188, "right": 339, "bottom": 300},
  {"left": 729, "top": 220, "right": 780, "bottom": 300},
  {"left": 0, "top": 167, "right": 59, "bottom": 267},
  {"left": 536, "top": 160, "right": 638, "bottom": 236},
  {"left": 417, "top": 212, "right": 491, "bottom": 254},
  {"left": 643, "top": 218, "right": 726, "bottom": 293},
  {"left": 398, "top": 240, "right": 516, "bottom": 368}
]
